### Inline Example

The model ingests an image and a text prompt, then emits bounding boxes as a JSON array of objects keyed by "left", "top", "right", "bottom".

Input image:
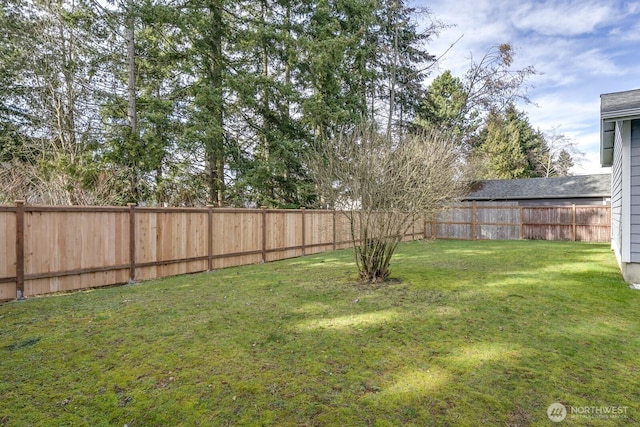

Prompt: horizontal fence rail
[{"left": 0, "top": 201, "right": 610, "bottom": 301}]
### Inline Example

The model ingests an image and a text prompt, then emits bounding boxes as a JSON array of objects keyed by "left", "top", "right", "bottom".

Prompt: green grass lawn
[{"left": 1, "top": 240, "right": 638, "bottom": 426}]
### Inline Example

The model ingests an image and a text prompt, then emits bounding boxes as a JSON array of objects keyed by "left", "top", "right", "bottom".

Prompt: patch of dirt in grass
[
  {"left": 506, "top": 406, "right": 532, "bottom": 427},
  {"left": 355, "top": 277, "right": 402, "bottom": 290}
]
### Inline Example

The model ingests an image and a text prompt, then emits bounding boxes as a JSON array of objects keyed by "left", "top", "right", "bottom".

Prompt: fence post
[
  {"left": 15, "top": 200, "right": 25, "bottom": 300},
  {"left": 207, "top": 205, "right": 214, "bottom": 271},
  {"left": 128, "top": 203, "right": 136, "bottom": 283},
  {"left": 261, "top": 207, "right": 267, "bottom": 263},
  {"left": 300, "top": 207, "right": 306, "bottom": 255},
  {"left": 572, "top": 204, "right": 576, "bottom": 242}
]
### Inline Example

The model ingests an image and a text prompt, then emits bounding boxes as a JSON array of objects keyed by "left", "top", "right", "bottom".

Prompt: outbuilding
[
  {"left": 600, "top": 88, "right": 640, "bottom": 283},
  {"left": 465, "top": 174, "right": 611, "bottom": 206}
]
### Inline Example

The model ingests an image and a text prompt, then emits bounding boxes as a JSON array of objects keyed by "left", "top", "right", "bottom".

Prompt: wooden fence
[
  {"left": 0, "top": 203, "right": 425, "bottom": 301},
  {"left": 0, "top": 202, "right": 610, "bottom": 301},
  {"left": 429, "top": 202, "right": 611, "bottom": 242}
]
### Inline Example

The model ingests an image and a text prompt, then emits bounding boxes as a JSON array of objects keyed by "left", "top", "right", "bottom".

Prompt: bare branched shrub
[
  {"left": 0, "top": 160, "right": 130, "bottom": 205},
  {"left": 311, "top": 125, "right": 467, "bottom": 284}
]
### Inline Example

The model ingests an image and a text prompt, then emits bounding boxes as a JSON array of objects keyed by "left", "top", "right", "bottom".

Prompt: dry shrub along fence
[{"left": 0, "top": 202, "right": 610, "bottom": 301}]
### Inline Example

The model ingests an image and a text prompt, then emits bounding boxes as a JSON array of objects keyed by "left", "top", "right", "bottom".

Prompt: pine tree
[
  {"left": 225, "top": 0, "right": 314, "bottom": 208},
  {"left": 554, "top": 149, "right": 574, "bottom": 176},
  {"left": 416, "top": 70, "right": 473, "bottom": 136},
  {"left": 472, "top": 105, "right": 545, "bottom": 179}
]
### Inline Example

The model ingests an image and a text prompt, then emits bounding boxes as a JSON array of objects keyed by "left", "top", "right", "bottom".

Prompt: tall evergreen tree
[
  {"left": 554, "top": 149, "right": 574, "bottom": 176},
  {"left": 377, "top": 0, "right": 436, "bottom": 133},
  {"left": 471, "top": 105, "right": 545, "bottom": 179},
  {"left": 225, "top": 0, "right": 314, "bottom": 208},
  {"left": 416, "top": 70, "right": 473, "bottom": 137}
]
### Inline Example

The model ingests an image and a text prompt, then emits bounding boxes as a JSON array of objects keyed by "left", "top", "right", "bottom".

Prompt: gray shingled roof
[
  {"left": 601, "top": 89, "right": 640, "bottom": 117},
  {"left": 465, "top": 174, "right": 611, "bottom": 201}
]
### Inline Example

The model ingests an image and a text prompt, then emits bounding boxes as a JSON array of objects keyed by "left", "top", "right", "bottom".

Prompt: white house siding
[
  {"left": 630, "top": 120, "right": 640, "bottom": 262},
  {"left": 611, "top": 121, "right": 623, "bottom": 260}
]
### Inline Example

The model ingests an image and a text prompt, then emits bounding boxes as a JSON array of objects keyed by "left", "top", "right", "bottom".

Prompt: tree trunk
[{"left": 206, "top": 0, "right": 225, "bottom": 207}]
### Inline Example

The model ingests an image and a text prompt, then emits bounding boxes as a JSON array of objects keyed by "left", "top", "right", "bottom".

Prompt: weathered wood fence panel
[
  {"left": 475, "top": 203, "right": 521, "bottom": 241},
  {"left": 402, "top": 216, "right": 424, "bottom": 242},
  {"left": 434, "top": 205, "right": 473, "bottom": 239},
  {"left": 0, "top": 202, "right": 611, "bottom": 301},
  {"left": 435, "top": 203, "right": 610, "bottom": 243},
  {"left": 434, "top": 202, "right": 522, "bottom": 240},
  {"left": 0, "top": 206, "right": 17, "bottom": 301},
  {"left": 522, "top": 206, "right": 572, "bottom": 241},
  {"left": 575, "top": 206, "right": 611, "bottom": 242}
]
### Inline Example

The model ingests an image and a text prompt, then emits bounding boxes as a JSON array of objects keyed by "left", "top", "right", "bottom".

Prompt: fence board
[
  {"left": 437, "top": 207, "right": 472, "bottom": 223},
  {"left": 475, "top": 206, "right": 520, "bottom": 224},
  {"left": 477, "top": 224, "right": 521, "bottom": 240},
  {"left": 576, "top": 225, "right": 610, "bottom": 242},
  {"left": 403, "top": 216, "right": 423, "bottom": 241},
  {"left": 437, "top": 223, "right": 472, "bottom": 240}
]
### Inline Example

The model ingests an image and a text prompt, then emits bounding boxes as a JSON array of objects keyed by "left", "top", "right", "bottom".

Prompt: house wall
[
  {"left": 611, "top": 121, "right": 623, "bottom": 261},
  {"left": 630, "top": 119, "right": 640, "bottom": 262},
  {"left": 613, "top": 118, "right": 640, "bottom": 283}
]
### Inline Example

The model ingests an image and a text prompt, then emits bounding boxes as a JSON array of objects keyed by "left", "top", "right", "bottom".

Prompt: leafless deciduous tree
[
  {"left": 538, "top": 129, "right": 584, "bottom": 177},
  {"left": 463, "top": 43, "right": 538, "bottom": 115},
  {"left": 310, "top": 125, "right": 467, "bottom": 284}
]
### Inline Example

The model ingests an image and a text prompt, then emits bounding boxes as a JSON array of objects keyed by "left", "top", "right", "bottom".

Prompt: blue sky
[{"left": 419, "top": 0, "right": 640, "bottom": 175}]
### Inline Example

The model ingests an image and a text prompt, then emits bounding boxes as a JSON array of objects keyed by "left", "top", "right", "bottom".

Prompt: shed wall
[{"left": 516, "top": 198, "right": 608, "bottom": 206}]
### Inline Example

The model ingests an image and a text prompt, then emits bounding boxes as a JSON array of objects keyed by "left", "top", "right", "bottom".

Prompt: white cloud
[
  {"left": 609, "top": 21, "right": 640, "bottom": 41},
  {"left": 524, "top": 95, "right": 598, "bottom": 131},
  {"left": 511, "top": 1, "right": 615, "bottom": 36},
  {"left": 573, "top": 49, "right": 625, "bottom": 76},
  {"left": 522, "top": 96, "right": 601, "bottom": 174},
  {"left": 625, "top": 2, "right": 640, "bottom": 14},
  {"left": 572, "top": 149, "right": 610, "bottom": 175}
]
